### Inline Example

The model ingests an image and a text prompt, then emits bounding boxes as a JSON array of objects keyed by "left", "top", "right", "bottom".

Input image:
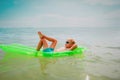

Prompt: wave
[{"left": 106, "top": 47, "right": 120, "bottom": 50}]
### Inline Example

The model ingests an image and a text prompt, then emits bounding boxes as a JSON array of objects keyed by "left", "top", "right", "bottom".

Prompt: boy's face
[{"left": 65, "top": 39, "right": 74, "bottom": 48}]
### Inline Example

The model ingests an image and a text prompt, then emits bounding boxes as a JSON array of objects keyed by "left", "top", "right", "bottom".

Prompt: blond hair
[{"left": 67, "top": 39, "right": 75, "bottom": 44}]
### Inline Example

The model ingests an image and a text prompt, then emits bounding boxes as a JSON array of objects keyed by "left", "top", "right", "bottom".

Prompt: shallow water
[{"left": 0, "top": 27, "right": 120, "bottom": 80}]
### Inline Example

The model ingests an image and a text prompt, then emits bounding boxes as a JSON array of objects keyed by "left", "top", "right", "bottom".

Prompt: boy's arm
[{"left": 69, "top": 44, "right": 77, "bottom": 50}]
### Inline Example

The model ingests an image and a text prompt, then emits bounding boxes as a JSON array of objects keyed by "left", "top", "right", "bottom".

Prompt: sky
[{"left": 0, "top": 0, "right": 120, "bottom": 28}]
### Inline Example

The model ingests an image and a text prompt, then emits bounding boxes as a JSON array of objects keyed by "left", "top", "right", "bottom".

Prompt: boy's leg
[
  {"left": 43, "top": 35, "right": 57, "bottom": 49},
  {"left": 36, "top": 38, "right": 49, "bottom": 51},
  {"left": 38, "top": 32, "right": 57, "bottom": 49},
  {"left": 36, "top": 40, "right": 43, "bottom": 51},
  {"left": 42, "top": 39, "right": 49, "bottom": 49}
]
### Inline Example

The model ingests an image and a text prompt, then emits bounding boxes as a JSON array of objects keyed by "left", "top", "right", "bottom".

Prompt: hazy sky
[{"left": 0, "top": 0, "right": 120, "bottom": 27}]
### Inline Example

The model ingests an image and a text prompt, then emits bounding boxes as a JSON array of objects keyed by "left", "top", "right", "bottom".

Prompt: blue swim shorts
[{"left": 43, "top": 48, "right": 54, "bottom": 52}]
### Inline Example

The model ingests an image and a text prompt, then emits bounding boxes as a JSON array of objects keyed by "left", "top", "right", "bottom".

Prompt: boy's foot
[{"left": 38, "top": 31, "right": 44, "bottom": 39}]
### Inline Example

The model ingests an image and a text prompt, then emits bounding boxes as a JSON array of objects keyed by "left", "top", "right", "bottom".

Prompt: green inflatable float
[{"left": 0, "top": 44, "right": 85, "bottom": 57}]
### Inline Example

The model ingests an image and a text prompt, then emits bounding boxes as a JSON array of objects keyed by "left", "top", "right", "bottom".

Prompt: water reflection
[
  {"left": 37, "top": 55, "right": 86, "bottom": 80},
  {"left": 38, "top": 57, "right": 57, "bottom": 75}
]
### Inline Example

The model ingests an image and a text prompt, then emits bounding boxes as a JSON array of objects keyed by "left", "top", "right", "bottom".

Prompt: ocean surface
[{"left": 0, "top": 27, "right": 120, "bottom": 80}]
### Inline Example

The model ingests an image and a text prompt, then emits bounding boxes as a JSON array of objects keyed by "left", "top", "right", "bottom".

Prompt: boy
[{"left": 36, "top": 32, "right": 77, "bottom": 52}]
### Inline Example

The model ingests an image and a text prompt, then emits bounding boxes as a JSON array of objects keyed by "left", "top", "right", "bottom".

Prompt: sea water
[{"left": 0, "top": 27, "right": 120, "bottom": 80}]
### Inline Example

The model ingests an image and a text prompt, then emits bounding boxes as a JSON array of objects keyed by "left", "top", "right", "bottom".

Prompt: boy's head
[{"left": 65, "top": 39, "right": 75, "bottom": 48}]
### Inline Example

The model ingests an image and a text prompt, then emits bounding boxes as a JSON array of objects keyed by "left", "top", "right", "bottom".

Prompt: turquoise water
[{"left": 0, "top": 27, "right": 120, "bottom": 80}]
